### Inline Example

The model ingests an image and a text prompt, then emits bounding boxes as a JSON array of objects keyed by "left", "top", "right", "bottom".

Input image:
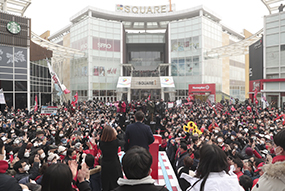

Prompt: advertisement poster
[
  {"left": 99, "top": 66, "right": 105, "bottom": 76},
  {"left": 160, "top": 77, "right": 175, "bottom": 87},
  {"left": 117, "top": 77, "right": 132, "bottom": 88},
  {"left": 94, "top": 66, "right": 99, "bottom": 76},
  {"left": 171, "top": 36, "right": 199, "bottom": 52}
]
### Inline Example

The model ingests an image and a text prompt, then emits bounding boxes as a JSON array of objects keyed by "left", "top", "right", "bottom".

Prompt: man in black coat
[
  {"left": 112, "top": 146, "right": 169, "bottom": 191},
  {"left": 124, "top": 111, "right": 154, "bottom": 152}
]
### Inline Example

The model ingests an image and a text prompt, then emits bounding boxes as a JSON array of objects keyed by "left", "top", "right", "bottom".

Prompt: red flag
[
  {"left": 148, "top": 94, "right": 151, "bottom": 101},
  {"left": 207, "top": 99, "right": 212, "bottom": 108},
  {"left": 254, "top": 88, "right": 258, "bottom": 104},
  {"left": 71, "top": 92, "right": 78, "bottom": 107},
  {"left": 187, "top": 94, "right": 194, "bottom": 102},
  {"left": 216, "top": 102, "right": 224, "bottom": 111},
  {"left": 34, "top": 95, "right": 38, "bottom": 112}
]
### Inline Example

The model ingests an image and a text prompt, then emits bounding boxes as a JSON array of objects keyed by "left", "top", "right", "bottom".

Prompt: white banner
[
  {"left": 47, "top": 60, "right": 70, "bottom": 94},
  {"left": 168, "top": 102, "right": 174, "bottom": 108},
  {"left": 117, "top": 77, "right": 132, "bottom": 88},
  {"left": 160, "top": 76, "right": 175, "bottom": 87},
  {"left": 41, "top": 106, "right": 58, "bottom": 115},
  {"left": 0, "top": 88, "right": 6, "bottom": 104}
]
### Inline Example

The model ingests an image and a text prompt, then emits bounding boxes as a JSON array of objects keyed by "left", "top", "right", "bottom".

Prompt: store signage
[
  {"left": 7, "top": 21, "right": 21, "bottom": 34},
  {"left": 160, "top": 77, "right": 175, "bottom": 87},
  {"left": 115, "top": 4, "right": 175, "bottom": 14},
  {"left": 189, "top": 83, "right": 216, "bottom": 102},
  {"left": 254, "top": 39, "right": 262, "bottom": 49},
  {"left": 97, "top": 43, "right": 112, "bottom": 49},
  {"left": 136, "top": 80, "right": 157, "bottom": 85},
  {"left": 93, "top": 38, "right": 120, "bottom": 52},
  {"left": 192, "top": 85, "right": 210, "bottom": 90},
  {"left": 117, "top": 77, "right": 132, "bottom": 88}
]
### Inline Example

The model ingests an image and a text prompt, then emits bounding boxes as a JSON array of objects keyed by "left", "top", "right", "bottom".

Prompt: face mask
[
  {"left": 9, "top": 151, "right": 13, "bottom": 155},
  {"left": 62, "top": 151, "right": 67, "bottom": 156},
  {"left": 37, "top": 128, "right": 41, "bottom": 131},
  {"left": 59, "top": 134, "right": 64, "bottom": 137},
  {"left": 274, "top": 146, "right": 282, "bottom": 156},
  {"left": 235, "top": 145, "right": 238, "bottom": 149},
  {"left": 24, "top": 165, "right": 30, "bottom": 171},
  {"left": 24, "top": 152, "right": 30, "bottom": 158},
  {"left": 24, "top": 129, "right": 28, "bottom": 133},
  {"left": 41, "top": 153, "right": 46, "bottom": 159},
  {"left": 34, "top": 142, "right": 39, "bottom": 147},
  {"left": 11, "top": 130, "right": 15, "bottom": 133},
  {"left": 214, "top": 130, "right": 219, "bottom": 133},
  {"left": 51, "top": 131, "right": 56, "bottom": 134},
  {"left": 217, "top": 138, "right": 223, "bottom": 143},
  {"left": 231, "top": 136, "right": 235, "bottom": 140}
]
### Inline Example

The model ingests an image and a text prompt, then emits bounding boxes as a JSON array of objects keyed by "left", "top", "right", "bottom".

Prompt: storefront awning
[
  {"left": 160, "top": 77, "right": 175, "bottom": 87},
  {"left": 117, "top": 77, "right": 132, "bottom": 88}
]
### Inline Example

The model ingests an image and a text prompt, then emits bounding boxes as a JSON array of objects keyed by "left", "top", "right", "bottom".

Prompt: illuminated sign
[{"left": 115, "top": 4, "right": 175, "bottom": 14}]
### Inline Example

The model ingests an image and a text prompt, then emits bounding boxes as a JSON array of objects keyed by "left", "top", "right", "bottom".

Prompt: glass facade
[
  {"left": 70, "top": 17, "right": 121, "bottom": 102},
  {"left": 30, "top": 60, "right": 52, "bottom": 106},
  {"left": 63, "top": 7, "right": 246, "bottom": 102},
  {"left": 0, "top": 44, "right": 28, "bottom": 110},
  {"left": 263, "top": 12, "right": 285, "bottom": 108},
  {"left": 170, "top": 18, "right": 203, "bottom": 100}
]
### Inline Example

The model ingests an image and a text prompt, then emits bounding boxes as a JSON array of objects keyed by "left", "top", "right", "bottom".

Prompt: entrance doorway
[{"left": 131, "top": 89, "right": 161, "bottom": 101}]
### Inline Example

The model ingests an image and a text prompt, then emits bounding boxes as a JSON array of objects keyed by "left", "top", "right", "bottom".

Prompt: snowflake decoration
[{"left": 6, "top": 51, "right": 26, "bottom": 64}]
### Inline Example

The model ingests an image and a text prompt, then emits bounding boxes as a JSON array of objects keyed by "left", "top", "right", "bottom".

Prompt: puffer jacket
[{"left": 252, "top": 160, "right": 285, "bottom": 191}]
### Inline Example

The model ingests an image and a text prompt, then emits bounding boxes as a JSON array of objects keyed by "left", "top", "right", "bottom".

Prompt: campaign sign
[{"left": 41, "top": 106, "right": 58, "bottom": 115}]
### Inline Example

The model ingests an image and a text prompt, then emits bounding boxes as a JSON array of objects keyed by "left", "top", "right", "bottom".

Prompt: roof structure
[
  {"left": 205, "top": 0, "right": 281, "bottom": 58},
  {"left": 0, "top": 0, "right": 31, "bottom": 16},
  {"left": 205, "top": 29, "right": 263, "bottom": 59},
  {"left": 261, "top": 0, "right": 284, "bottom": 14},
  {"left": 70, "top": 5, "right": 221, "bottom": 31},
  {"left": 31, "top": 31, "right": 85, "bottom": 61}
]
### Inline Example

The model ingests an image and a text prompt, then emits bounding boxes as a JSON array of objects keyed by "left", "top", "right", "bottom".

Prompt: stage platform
[{"left": 119, "top": 151, "right": 181, "bottom": 191}]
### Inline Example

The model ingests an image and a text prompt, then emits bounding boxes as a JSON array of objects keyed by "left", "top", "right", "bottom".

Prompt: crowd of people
[{"left": 0, "top": 97, "right": 284, "bottom": 191}]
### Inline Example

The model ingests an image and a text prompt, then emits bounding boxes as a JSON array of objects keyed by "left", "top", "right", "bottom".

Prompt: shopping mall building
[
  {"left": 249, "top": 9, "right": 285, "bottom": 109},
  {"left": 49, "top": 4, "right": 246, "bottom": 102}
]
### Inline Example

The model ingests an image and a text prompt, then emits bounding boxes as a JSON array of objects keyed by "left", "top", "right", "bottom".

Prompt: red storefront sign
[
  {"left": 188, "top": 83, "right": 216, "bottom": 102},
  {"left": 92, "top": 37, "right": 120, "bottom": 52},
  {"left": 249, "top": 80, "right": 262, "bottom": 93}
]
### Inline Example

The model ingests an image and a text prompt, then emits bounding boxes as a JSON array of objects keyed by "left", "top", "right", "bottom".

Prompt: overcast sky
[{"left": 25, "top": 0, "right": 270, "bottom": 36}]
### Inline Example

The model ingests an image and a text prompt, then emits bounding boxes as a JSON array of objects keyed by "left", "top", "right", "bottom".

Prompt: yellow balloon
[{"left": 183, "top": 121, "right": 203, "bottom": 135}]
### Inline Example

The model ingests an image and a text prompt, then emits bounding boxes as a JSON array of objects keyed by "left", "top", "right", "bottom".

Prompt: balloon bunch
[{"left": 183, "top": 121, "right": 202, "bottom": 135}]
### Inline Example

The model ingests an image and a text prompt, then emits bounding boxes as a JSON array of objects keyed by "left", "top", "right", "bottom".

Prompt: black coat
[
  {"left": 99, "top": 139, "right": 123, "bottom": 191},
  {"left": 175, "top": 151, "right": 189, "bottom": 172},
  {"left": 112, "top": 184, "right": 169, "bottom": 191},
  {"left": 0, "top": 161, "right": 22, "bottom": 191},
  {"left": 124, "top": 122, "right": 154, "bottom": 151}
]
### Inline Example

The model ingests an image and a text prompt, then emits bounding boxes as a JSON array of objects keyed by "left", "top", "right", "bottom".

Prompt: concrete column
[
  {"left": 161, "top": 88, "right": 165, "bottom": 100},
  {"left": 127, "top": 88, "right": 131, "bottom": 102}
]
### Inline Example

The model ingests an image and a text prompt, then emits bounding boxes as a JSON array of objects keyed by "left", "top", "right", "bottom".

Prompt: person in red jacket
[
  {"left": 120, "top": 101, "right": 126, "bottom": 114},
  {"left": 208, "top": 119, "right": 218, "bottom": 132}
]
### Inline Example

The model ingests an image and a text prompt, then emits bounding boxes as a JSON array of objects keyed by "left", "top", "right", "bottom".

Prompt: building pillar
[
  {"left": 161, "top": 88, "right": 164, "bottom": 101},
  {"left": 127, "top": 88, "right": 131, "bottom": 102}
]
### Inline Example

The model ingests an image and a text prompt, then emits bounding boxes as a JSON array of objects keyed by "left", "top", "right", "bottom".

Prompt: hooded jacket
[
  {"left": 0, "top": 160, "right": 22, "bottom": 191},
  {"left": 252, "top": 158, "right": 285, "bottom": 191}
]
